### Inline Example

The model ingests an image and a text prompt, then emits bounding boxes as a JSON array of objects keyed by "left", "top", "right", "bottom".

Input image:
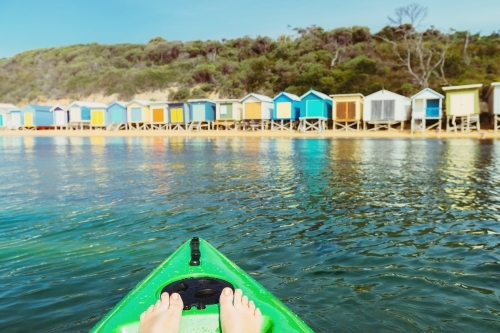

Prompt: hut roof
[
  {"left": 365, "top": 89, "right": 410, "bottom": 101},
  {"left": 241, "top": 93, "right": 273, "bottom": 103},
  {"left": 0, "top": 103, "right": 19, "bottom": 113},
  {"left": 300, "top": 89, "right": 332, "bottom": 101},
  {"left": 187, "top": 99, "right": 215, "bottom": 103},
  {"left": 127, "top": 99, "right": 152, "bottom": 106},
  {"left": 442, "top": 84, "right": 483, "bottom": 91},
  {"left": 329, "top": 93, "right": 364, "bottom": 98},
  {"left": 69, "top": 101, "right": 107, "bottom": 108},
  {"left": 50, "top": 105, "right": 69, "bottom": 112},
  {"left": 24, "top": 104, "right": 52, "bottom": 112},
  {"left": 411, "top": 88, "right": 444, "bottom": 100},
  {"left": 216, "top": 99, "right": 241, "bottom": 103},
  {"left": 273, "top": 92, "right": 300, "bottom": 102},
  {"left": 149, "top": 101, "right": 169, "bottom": 105}
]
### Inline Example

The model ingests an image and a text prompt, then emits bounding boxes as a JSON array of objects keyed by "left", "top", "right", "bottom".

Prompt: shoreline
[{"left": 0, "top": 129, "right": 496, "bottom": 139}]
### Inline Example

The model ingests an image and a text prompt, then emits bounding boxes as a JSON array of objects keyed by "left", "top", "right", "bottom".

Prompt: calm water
[{"left": 0, "top": 136, "right": 499, "bottom": 333}]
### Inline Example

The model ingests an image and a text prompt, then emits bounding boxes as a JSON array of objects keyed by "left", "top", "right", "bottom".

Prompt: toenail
[
  {"left": 172, "top": 293, "right": 179, "bottom": 300},
  {"left": 224, "top": 288, "right": 231, "bottom": 295}
]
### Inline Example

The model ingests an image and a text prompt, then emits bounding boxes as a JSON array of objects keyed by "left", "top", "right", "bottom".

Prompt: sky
[{"left": 0, "top": 0, "right": 499, "bottom": 59}]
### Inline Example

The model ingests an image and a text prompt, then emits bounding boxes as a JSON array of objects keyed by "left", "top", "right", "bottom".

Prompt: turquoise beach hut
[
  {"left": 187, "top": 99, "right": 215, "bottom": 131},
  {"left": 168, "top": 102, "right": 190, "bottom": 131},
  {"left": 106, "top": 101, "right": 128, "bottom": 130},
  {"left": 20, "top": 104, "right": 53, "bottom": 129},
  {"left": 299, "top": 89, "right": 332, "bottom": 132},
  {"left": 272, "top": 92, "right": 300, "bottom": 131}
]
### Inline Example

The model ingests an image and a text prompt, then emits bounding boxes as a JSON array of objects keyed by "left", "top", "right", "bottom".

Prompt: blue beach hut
[
  {"left": 299, "top": 89, "right": 332, "bottom": 132},
  {"left": 187, "top": 99, "right": 216, "bottom": 131},
  {"left": 410, "top": 88, "right": 444, "bottom": 134},
  {"left": 106, "top": 101, "right": 128, "bottom": 130},
  {"left": 168, "top": 102, "right": 190, "bottom": 131},
  {"left": 272, "top": 92, "right": 300, "bottom": 131},
  {"left": 20, "top": 104, "right": 53, "bottom": 129}
]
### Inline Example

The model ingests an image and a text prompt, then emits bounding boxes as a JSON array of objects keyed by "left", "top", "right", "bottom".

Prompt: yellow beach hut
[
  {"left": 68, "top": 101, "right": 107, "bottom": 129},
  {"left": 240, "top": 93, "right": 273, "bottom": 131},
  {"left": 127, "top": 100, "right": 151, "bottom": 130},
  {"left": 442, "top": 84, "right": 483, "bottom": 133},
  {"left": 330, "top": 93, "right": 364, "bottom": 131}
]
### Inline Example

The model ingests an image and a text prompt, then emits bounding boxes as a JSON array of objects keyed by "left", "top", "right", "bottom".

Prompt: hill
[{"left": 0, "top": 25, "right": 499, "bottom": 105}]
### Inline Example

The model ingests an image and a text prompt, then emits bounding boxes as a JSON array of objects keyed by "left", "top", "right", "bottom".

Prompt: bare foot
[
  {"left": 139, "top": 292, "right": 183, "bottom": 333},
  {"left": 220, "top": 288, "right": 262, "bottom": 333}
]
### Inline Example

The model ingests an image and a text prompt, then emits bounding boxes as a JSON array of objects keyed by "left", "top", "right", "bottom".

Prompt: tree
[{"left": 377, "top": 3, "right": 453, "bottom": 87}]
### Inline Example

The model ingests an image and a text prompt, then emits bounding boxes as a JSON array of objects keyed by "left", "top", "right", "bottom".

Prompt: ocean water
[{"left": 0, "top": 136, "right": 499, "bottom": 333}]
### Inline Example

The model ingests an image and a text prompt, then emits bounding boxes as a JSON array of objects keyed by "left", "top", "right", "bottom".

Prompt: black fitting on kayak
[
  {"left": 161, "top": 277, "right": 234, "bottom": 311},
  {"left": 190, "top": 237, "right": 201, "bottom": 266}
]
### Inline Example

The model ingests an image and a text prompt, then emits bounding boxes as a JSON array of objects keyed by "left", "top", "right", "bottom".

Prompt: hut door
[
  {"left": 92, "top": 111, "right": 104, "bottom": 125},
  {"left": 0, "top": 114, "right": 3, "bottom": 126},
  {"left": 11, "top": 112, "right": 21, "bottom": 126},
  {"left": 192, "top": 105, "right": 205, "bottom": 121},
  {"left": 276, "top": 102, "right": 291, "bottom": 119},
  {"left": 245, "top": 102, "right": 261, "bottom": 119},
  {"left": 371, "top": 101, "right": 383, "bottom": 120},
  {"left": 384, "top": 100, "right": 395, "bottom": 120},
  {"left": 111, "top": 108, "right": 122, "bottom": 123},
  {"left": 55, "top": 111, "right": 66, "bottom": 125},
  {"left": 81, "top": 108, "right": 91, "bottom": 121},
  {"left": 426, "top": 99, "right": 440, "bottom": 118},
  {"left": 131, "top": 107, "right": 142, "bottom": 121},
  {"left": 347, "top": 102, "right": 356, "bottom": 120},
  {"left": 220, "top": 104, "right": 233, "bottom": 119},
  {"left": 152, "top": 108, "right": 164, "bottom": 122},
  {"left": 307, "top": 100, "right": 323, "bottom": 117},
  {"left": 171, "top": 108, "right": 183, "bottom": 123},
  {"left": 24, "top": 113, "right": 33, "bottom": 126},
  {"left": 336, "top": 102, "right": 347, "bottom": 120}
]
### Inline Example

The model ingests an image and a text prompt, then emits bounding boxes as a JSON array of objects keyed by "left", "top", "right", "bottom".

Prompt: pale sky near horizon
[{"left": 0, "top": 0, "right": 498, "bottom": 59}]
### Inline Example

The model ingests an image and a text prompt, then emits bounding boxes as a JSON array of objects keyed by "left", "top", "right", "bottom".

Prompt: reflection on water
[{"left": 0, "top": 137, "right": 499, "bottom": 333}]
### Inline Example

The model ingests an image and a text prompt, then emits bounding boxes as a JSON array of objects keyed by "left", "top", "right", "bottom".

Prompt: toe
[
  {"left": 249, "top": 300, "right": 256, "bottom": 312},
  {"left": 219, "top": 287, "right": 234, "bottom": 307},
  {"left": 242, "top": 295, "right": 249, "bottom": 307},
  {"left": 146, "top": 304, "right": 154, "bottom": 315},
  {"left": 160, "top": 292, "right": 170, "bottom": 307},
  {"left": 255, "top": 307, "right": 262, "bottom": 319},
  {"left": 233, "top": 289, "right": 243, "bottom": 308},
  {"left": 169, "top": 292, "right": 184, "bottom": 310},
  {"left": 153, "top": 299, "right": 161, "bottom": 310}
]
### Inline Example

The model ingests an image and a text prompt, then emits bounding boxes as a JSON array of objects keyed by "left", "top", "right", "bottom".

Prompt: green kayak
[{"left": 90, "top": 237, "right": 314, "bottom": 332}]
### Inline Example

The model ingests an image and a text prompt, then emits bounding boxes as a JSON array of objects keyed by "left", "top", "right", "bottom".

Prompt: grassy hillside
[{"left": 0, "top": 26, "right": 499, "bottom": 104}]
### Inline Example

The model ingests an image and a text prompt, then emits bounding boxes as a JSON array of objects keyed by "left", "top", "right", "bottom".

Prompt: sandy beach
[{"left": 0, "top": 128, "right": 496, "bottom": 139}]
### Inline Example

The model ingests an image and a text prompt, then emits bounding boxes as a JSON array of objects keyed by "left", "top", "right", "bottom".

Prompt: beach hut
[
  {"left": 0, "top": 103, "right": 19, "bottom": 129},
  {"left": 442, "top": 84, "right": 483, "bottom": 133},
  {"left": 149, "top": 101, "right": 169, "bottom": 130},
  {"left": 106, "top": 101, "right": 128, "bottom": 131},
  {"left": 271, "top": 92, "right": 300, "bottom": 131},
  {"left": 89, "top": 105, "right": 108, "bottom": 130},
  {"left": 127, "top": 100, "right": 152, "bottom": 130},
  {"left": 487, "top": 82, "right": 500, "bottom": 132},
  {"left": 214, "top": 99, "right": 243, "bottom": 131},
  {"left": 240, "top": 93, "right": 273, "bottom": 131},
  {"left": 363, "top": 89, "right": 410, "bottom": 131},
  {"left": 168, "top": 102, "right": 190, "bottom": 131},
  {"left": 410, "top": 88, "right": 444, "bottom": 134},
  {"left": 330, "top": 93, "right": 364, "bottom": 131},
  {"left": 68, "top": 101, "right": 107, "bottom": 129},
  {"left": 299, "top": 89, "right": 332, "bottom": 132},
  {"left": 187, "top": 99, "right": 215, "bottom": 131},
  {"left": 19, "top": 104, "right": 53, "bottom": 129},
  {"left": 50, "top": 105, "right": 69, "bottom": 129}
]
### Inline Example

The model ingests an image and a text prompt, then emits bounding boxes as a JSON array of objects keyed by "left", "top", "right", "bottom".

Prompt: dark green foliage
[{"left": 0, "top": 27, "right": 499, "bottom": 104}]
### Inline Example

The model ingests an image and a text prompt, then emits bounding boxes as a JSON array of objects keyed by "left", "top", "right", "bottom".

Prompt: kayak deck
[{"left": 90, "top": 238, "right": 314, "bottom": 332}]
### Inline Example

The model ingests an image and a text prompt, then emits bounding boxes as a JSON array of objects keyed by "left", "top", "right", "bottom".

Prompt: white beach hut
[
  {"left": 50, "top": 105, "right": 69, "bottom": 129},
  {"left": 487, "top": 82, "right": 500, "bottom": 132},
  {"left": 0, "top": 103, "right": 19, "bottom": 129},
  {"left": 240, "top": 93, "right": 273, "bottom": 131},
  {"left": 68, "top": 101, "right": 107, "bottom": 129},
  {"left": 410, "top": 88, "right": 444, "bottom": 134},
  {"left": 363, "top": 89, "right": 411, "bottom": 131}
]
